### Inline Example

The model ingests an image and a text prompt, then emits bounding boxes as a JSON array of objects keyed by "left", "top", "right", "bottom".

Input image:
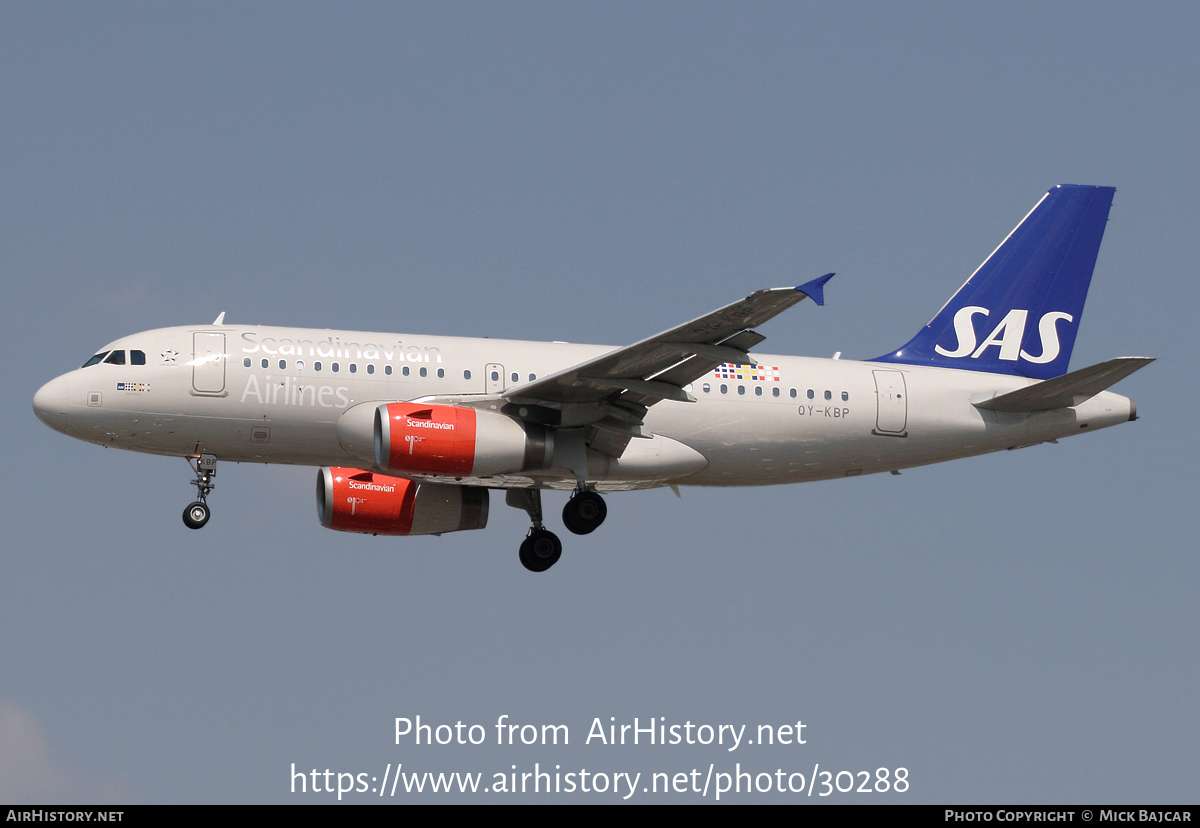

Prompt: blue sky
[{"left": 3, "top": 3, "right": 1197, "bottom": 803}]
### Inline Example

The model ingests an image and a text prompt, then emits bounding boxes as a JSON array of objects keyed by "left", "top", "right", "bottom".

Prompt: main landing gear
[
  {"left": 562, "top": 489, "right": 607, "bottom": 535},
  {"left": 182, "top": 454, "right": 217, "bottom": 530},
  {"left": 506, "top": 487, "right": 608, "bottom": 572},
  {"left": 519, "top": 529, "right": 562, "bottom": 573},
  {"left": 507, "top": 489, "right": 560, "bottom": 572}
]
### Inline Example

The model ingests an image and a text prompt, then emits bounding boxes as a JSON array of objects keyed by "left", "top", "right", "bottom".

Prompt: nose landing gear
[{"left": 182, "top": 454, "right": 217, "bottom": 530}]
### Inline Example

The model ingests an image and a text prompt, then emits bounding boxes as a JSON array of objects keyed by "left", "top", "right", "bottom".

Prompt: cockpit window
[
  {"left": 82, "top": 352, "right": 110, "bottom": 368},
  {"left": 131, "top": 350, "right": 146, "bottom": 365},
  {"left": 104, "top": 350, "right": 126, "bottom": 365}
]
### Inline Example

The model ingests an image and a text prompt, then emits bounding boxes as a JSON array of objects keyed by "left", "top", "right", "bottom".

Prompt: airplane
[{"left": 33, "top": 185, "right": 1152, "bottom": 572}]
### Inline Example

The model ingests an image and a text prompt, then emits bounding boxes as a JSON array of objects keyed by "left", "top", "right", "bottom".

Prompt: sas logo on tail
[{"left": 935, "top": 307, "right": 1073, "bottom": 364}]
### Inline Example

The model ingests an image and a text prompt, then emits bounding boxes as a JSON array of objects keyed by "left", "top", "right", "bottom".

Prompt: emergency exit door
[{"left": 486, "top": 363, "right": 504, "bottom": 394}]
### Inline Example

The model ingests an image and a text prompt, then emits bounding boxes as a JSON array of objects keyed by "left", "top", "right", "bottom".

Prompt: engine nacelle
[
  {"left": 316, "top": 467, "right": 488, "bottom": 536},
  {"left": 372, "top": 402, "right": 551, "bottom": 477}
]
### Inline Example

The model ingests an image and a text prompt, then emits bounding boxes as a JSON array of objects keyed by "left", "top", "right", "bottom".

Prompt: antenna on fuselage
[{"left": 212, "top": 312, "right": 226, "bottom": 325}]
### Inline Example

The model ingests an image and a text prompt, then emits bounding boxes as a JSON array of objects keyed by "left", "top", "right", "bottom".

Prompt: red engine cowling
[
  {"left": 317, "top": 467, "right": 489, "bottom": 536},
  {"left": 373, "top": 402, "right": 550, "bottom": 477}
]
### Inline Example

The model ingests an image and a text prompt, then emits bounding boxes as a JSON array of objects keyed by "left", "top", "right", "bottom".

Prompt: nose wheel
[
  {"left": 183, "top": 501, "right": 210, "bottom": 529},
  {"left": 183, "top": 454, "right": 217, "bottom": 530}
]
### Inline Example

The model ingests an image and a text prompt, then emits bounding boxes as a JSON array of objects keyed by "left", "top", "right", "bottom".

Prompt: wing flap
[
  {"left": 580, "top": 376, "right": 696, "bottom": 403},
  {"left": 663, "top": 341, "right": 755, "bottom": 365}
]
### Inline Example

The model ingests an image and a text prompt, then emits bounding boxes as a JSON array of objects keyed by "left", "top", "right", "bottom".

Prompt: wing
[{"left": 495, "top": 274, "right": 834, "bottom": 454}]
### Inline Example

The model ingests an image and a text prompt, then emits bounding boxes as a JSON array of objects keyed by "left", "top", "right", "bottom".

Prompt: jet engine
[
  {"left": 316, "top": 467, "right": 488, "bottom": 536},
  {"left": 366, "top": 402, "right": 552, "bottom": 477}
]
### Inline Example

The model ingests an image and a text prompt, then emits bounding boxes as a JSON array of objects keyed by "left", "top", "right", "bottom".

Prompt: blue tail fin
[{"left": 873, "top": 184, "right": 1116, "bottom": 380}]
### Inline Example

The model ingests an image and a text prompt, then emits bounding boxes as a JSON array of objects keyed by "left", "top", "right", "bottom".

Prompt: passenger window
[
  {"left": 332, "top": 363, "right": 340, "bottom": 373},
  {"left": 720, "top": 384, "right": 728, "bottom": 394},
  {"left": 790, "top": 388, "right": 797, "bottom": 398},
  {"left": 403, "top": 366, "right": 410, "bottom": 376},
  {"left": 82, "top": 352, "right": 109, "bottom": 368},
  {"left": 296, "top": 360, "right": 304, "bottom": 371},
  {"left": 773, "top": 387, "right": 780, "bottom": 398},
  {"left": 511, "top": 372, "right": 518, "bottom": 382},
  {"left": 243, "top": 357, "right": 251, "bottom": 368},
  {"left": 420, "top": 367, "right": 427, "bottom": 378},
  {"left": 464, "top": 370, "right": 472, "bottom": 380},
  {"left": 366, "top": 364, "right": 373, "bottom": 374},
  {"left": 842, "top": 391, "right": 849, "bottom": 401},
  {"left": 279, "top": 360, "right": 286, "bottom": 370},
  {"left": 437, "top": 368, "right": 445, "bottom": 378},
  {"left": 314, "top": 362, "right": 322, "bottom": 371},
  {"left": 261, "top": 358, "right": 269, "bottom": 368},
  {"left": 491, "top": 371, "right": 499, "bottom": 381},
  {"left": 529, "top": 373, "right": 535, "bottom": 381},
  {"left": 807, "top": 389, "right": 814, "bottom": 399},
  {"left": 349, "top": 363, "right": 357, "bottom": 373},
  {"left": 131, "top": 350, "right": 146, "bottom": 365},
  {"left": 824, "top": 390, "right": 832, "bottom": 400},
  {"left": 702, "top": 383, "right": 710, "bottom": 393},
  {"left": 737, "top": 385, "right": 745, "bottom": 395},
  {"left": 755, "top": 386, "right": 762, "bottom": 396},
  {"left": 385, "top": 365, "right": 392, "bottom": 376},
  {"left": 104, "top": 350, "right": 126, "bottom": 365}
]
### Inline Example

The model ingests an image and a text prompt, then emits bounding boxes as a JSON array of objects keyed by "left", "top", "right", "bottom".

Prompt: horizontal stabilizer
[{"left": 974, "top": 357, "right": 1154, "bottom": 412}]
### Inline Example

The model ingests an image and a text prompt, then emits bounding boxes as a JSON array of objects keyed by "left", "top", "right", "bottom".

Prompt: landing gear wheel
[
  {"left": 562, "top": 491, "right": 607, "bottom": 535},
  {"left": 519, "top": 529, "right": 562, "bottom": 572},
  {"left": 183, "top": 501, "right": 210, "bottom": 530}
]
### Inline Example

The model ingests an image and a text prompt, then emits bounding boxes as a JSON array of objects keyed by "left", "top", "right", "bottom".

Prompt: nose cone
[{"left": 33, "top": 375, "right": 71, "bottom": 433}]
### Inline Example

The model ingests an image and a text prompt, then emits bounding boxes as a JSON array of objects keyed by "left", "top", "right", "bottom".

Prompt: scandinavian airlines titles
[
  {"left": 239, "top": 374, "right": 350, "bottom": 408},
  {"left": 240, "top": 331, "right": 444, "bottom": 363},
  {"left": 236, "top": 331, "right": 451, "bottom": 409}
]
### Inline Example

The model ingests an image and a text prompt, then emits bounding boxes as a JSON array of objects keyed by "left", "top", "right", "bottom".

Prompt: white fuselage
[{"left": 32, "top": 324, "right": 1136, "bottom": 492}]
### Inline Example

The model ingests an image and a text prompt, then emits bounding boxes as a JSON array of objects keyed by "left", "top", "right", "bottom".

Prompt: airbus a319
[{"left": 33, "top": 185, "right": 1151, "bottom": 571}]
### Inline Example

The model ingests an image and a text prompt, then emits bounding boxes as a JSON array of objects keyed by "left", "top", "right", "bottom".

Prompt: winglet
[{"left": 797, "top": 273, "right": 835, "bottom": 306}]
